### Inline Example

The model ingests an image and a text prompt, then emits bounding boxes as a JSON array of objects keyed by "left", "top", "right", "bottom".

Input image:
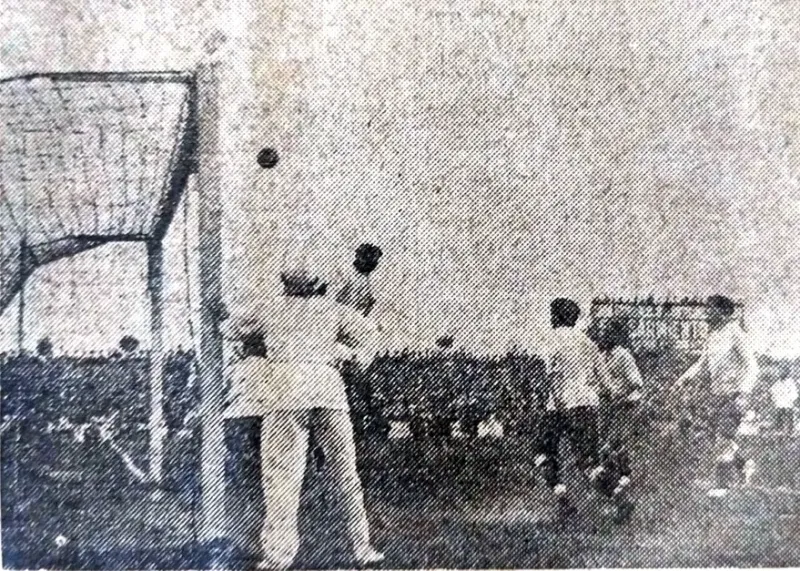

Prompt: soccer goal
[{"left": 0, "top": 65, "right": 227, "bottom": 541}]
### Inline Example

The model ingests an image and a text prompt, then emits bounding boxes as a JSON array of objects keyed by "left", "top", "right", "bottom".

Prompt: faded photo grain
[{"left": 1, "top": 1, "right": 800, "bottom": 569}]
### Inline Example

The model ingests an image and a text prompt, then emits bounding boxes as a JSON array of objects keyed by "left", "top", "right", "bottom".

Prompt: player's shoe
[
  {"left": 611, "top": 477, "right": 635, "bottom": 524},
  {"left": 552, "top": 484, "right": 578, "bottom": 519},
  {"left": 354, "top": 546, "right": 386, "bottom": 568}
]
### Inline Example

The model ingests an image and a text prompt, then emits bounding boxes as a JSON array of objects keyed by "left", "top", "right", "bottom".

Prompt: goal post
[
  {"left": 0, "top": 65, "right": 229, "bottom": 542},
  {"left": 0, "top": 70, "right": 201, "bottom": 480},
  {"left": 194, "top": 61, "right": 227, "bottom": 542}
]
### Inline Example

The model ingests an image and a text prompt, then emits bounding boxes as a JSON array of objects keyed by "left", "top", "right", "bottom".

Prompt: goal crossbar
[
  {"left": 0, "top": 65, "right": 226, "bottom": 545},
  {"left": 0, "top": 70, "right": 198, "bottom": 312}
]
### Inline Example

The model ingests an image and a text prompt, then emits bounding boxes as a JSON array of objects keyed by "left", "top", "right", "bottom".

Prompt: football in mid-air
[{"left": 257, "top": 147, "right": 279, "bottom": 169}]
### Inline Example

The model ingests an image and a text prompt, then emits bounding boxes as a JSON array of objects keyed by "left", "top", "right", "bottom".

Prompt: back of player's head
[
  {"left": 354, "top": 243, "right": 382, "bottom": 274},
  {"left": 550, "top": 298, "right": 580, "bottom": 328},
  {"left": 604, "top": 319, "right": 630, "bottom": 349},
  {"left": 280, "top": 269, "right": 327, "bottom": 297},
  {"left": 707, "top": 294, "right": 736, "bottom": 317},
  {"left": 241, "top": 331, "right": 267, "bottom": 358}
]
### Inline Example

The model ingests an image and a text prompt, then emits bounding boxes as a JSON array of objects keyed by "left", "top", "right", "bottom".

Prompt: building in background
[{"left": 590, "top": 296, "right": 745, "bottom": 356}]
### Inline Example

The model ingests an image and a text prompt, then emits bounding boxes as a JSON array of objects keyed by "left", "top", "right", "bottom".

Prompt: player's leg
[
  {"left": 598, "top": 398, "right": 622, "bottom": 477},
  {"left": 611, "top": 400, "right": 635, "bottom": 480},
  {"left": 596, "top": 400, "right": 634, "bottom": 495},
  {"left": 568, "top": 406, "right": 634, "bottom": 522},
  {"left": 566, "top": 406, "right": 607, "bottom": 491},
  {"left": 315, "top": 408, "right": 384, "bottom": 567},
  {"left": 534, "top": 410, "right": 562, "bottom": 488},
  {"left": 534, "top": 410, "right": 573, "bottom": 515},
  {"left": 609, "top": 401, "right": 636, "bottom": 520},
  {"left": 708, "top": 394, "right": 747, "bottom": 496},
  {"left": 258, "top": 410, "right": 310, "bottom": 570}
]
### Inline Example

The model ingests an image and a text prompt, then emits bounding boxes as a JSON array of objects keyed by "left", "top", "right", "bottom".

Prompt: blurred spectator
[
  {"left": 389, "top": 419, "right": 411, "bottom": 440},
  {"left": 477, "top": 412, "right": 504, "bottom": 439},
  {"left": 409, "top": 402, "right": 432, "bottom": 441},
  {"left": 460, "top": 397, "right": 481, "bottom": 439},
  {"left": 450, "top": 419, "right": 466, "bottom": 439},
  {"left": 738, "top": 409, "right": 760, "bottom": 436},
  {"left": 36, "top": 338, "right": 54, "bottom": 358},
  {"left": 364, "top": 392, "right": 390, "bottom": 440},
  {"left": 119, "top": 335, "right": 140, "bottom": 354}
]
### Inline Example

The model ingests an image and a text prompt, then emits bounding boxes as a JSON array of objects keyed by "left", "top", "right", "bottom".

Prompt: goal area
[
  {"left": 0, "top": 71, "right": 196, "bottom": 308},
  {"left": 0, "top": 67, "right": 227, "bottom": 542}
]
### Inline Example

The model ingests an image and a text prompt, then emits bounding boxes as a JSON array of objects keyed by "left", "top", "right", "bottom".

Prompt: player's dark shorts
[
  {"left": 707, "top": 392, "right": 743, "bottom": 440},
  {"left": 535, "top": 406, "right": 600, "bottom": 487},
  {"left": 601, "top": 398, "right": 640, "bottom": 447}
]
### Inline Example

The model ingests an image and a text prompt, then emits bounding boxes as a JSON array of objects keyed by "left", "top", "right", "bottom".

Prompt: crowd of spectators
[
  {"left": 3, "top": 338, "right": 797, "bottom": 458},
  {"left": 0, "top": 342, "right": 198, "bottom": 432},
  {"left": 0, "top": 342, "right": 552, "bottom": 443},
  {"left": 345, "top": 349, "right": 547, "bottom": 440}
]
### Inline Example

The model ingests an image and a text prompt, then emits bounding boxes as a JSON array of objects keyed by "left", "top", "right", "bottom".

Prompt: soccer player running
[
  {"left": 597, "top": 319, "right": 643, "bottom": 508},
  {"left": 535, "top": 298, "right": 634, "bottom": 523},
  {"left": 221, "top": 269, "right": 384, "bottom": 570},
  {"left": 671, "top": 295, "right": 758, "bottom": 498}
]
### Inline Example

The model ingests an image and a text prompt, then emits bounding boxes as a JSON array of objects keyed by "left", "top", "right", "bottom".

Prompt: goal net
[{"left": 0, "top": 72, "right": 197, "bottom": 312}]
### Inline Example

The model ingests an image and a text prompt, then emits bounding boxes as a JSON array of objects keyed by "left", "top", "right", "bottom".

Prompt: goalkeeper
[{"left": 220, "top": 268, "right": 384, "bottom": 570}]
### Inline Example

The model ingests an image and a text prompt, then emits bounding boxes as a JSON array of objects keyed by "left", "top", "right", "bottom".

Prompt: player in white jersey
[
  {"left": 336, "top": 243, "right": 382, "bottom": 318},
  {"left": 309, "top": 243, "right": 382, "bottom": 470},
  {"left": 221, "top": 269, "right": 384, "bottom": 570},
  {"left": 597, "top": 319, "right": 643, "bottom": 507},
  {"left": 770, "top": 365, "right": 798, "bottom": 435},
  {"left": 534, "top": 298, "right": 634, "bottom": 522},
  {"left": 672, "top": 295, "right": 758, "bottom": 497}
]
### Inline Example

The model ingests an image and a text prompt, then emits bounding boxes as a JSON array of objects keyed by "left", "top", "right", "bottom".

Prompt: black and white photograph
[{"left": 1, "top": 1, "right": 800, "bottom": 568}]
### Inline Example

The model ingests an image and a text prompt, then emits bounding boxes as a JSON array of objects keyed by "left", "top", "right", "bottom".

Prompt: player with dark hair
[
  {"left": 336, "top": 243, "right": 383, "bottom": 317},
  {"left": 597, "top": 318, "right": 643, "bottom": 509},
  {"left": 672, "top": 294, "right": 758, "bottom": 497},
  {"left": 309, "top": 243, "right": 383, "bottom": 471},
  {"left": 534, "top": 298, "right": 633, "bottom": 522}
]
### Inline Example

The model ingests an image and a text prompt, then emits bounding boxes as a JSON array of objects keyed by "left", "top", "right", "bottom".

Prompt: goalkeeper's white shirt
[
  {"left": 678, "top": 321, "right": 757, "bottom": 395},
  {"left": 221, "top": 295, "right": 376, "bottom": 416}
]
